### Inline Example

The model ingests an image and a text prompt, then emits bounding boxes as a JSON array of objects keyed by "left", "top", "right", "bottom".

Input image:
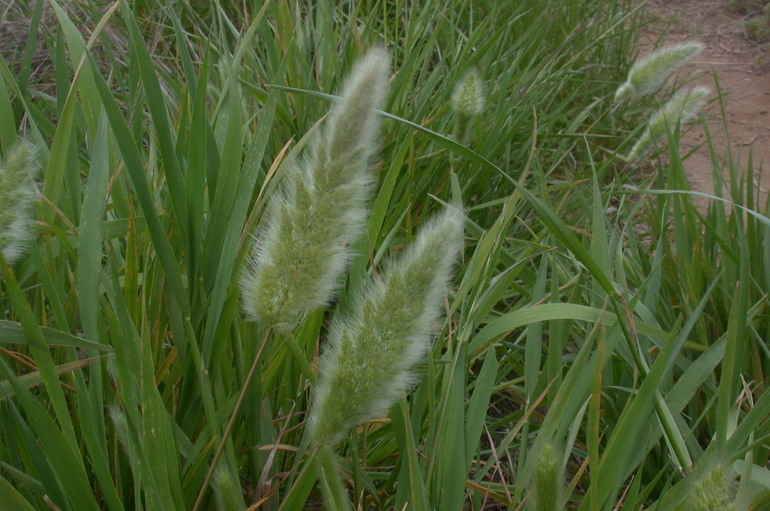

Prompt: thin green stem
[{"left": 192, "top": 327, "right": 273, "bottom": 511}]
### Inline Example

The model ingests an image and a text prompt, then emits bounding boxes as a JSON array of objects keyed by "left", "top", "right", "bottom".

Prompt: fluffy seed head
[
  {"left": 326, "top": 47, "right": 391, "bottom": 174},
  {"left": 615, "top": 42, "right": 703, "bottom": 101},
  {"left": 0, "top": 141, "right": 39, "bottom": 264},
  {"left": 451, "top": 68, "right": 486, "bottom": 116},
  {"left": 685, "top": 463, "right": 735, "bottom": 511},
  {"left": 212, "top": 465, "right": 244, "bottom": 511},
  {"left": 309, "top": 207, "right": 464, "bottom": 445},
  {"left": 240, "top": 49, "right": 391, "bottom": 329},
  {"left": 530, "top": 443, "right": 563, "bottom": 511},
  {"left": 625, "top": 86, "right": 708, "bottom": 162}
]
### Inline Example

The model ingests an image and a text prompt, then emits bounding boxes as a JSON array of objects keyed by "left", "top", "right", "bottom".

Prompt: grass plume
[
  {"left": 451, "top": 68, "right": 486, "bottom": 117},
  {"left": 625, "top": 86, "right": 708, "bottom": 162},
  {"left": 0, "top": 141, "right": 38, "bottom": 265},
  {"left": 310, "top": 207, "right": 464, "bottom": 446},
  {"left": 615, "top": 41, "right": 703, "bottom": 101},
  {"left": 681, "top": 463, "right": 735, "bottom": 511},
  {"left": 240, "top": 49, "right": 391, "bottom": 329}
]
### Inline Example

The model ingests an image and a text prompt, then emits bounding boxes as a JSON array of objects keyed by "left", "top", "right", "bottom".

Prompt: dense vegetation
[{"left": 0, "top": 0, "right": 768, "bottom": 509}]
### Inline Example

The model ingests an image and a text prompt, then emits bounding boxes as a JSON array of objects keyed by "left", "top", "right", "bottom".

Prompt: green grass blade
[
  {"left": 465, "top": 349, "right": 498, "bottom": 471},
  {"left": 85, "top": 51, "right": 190, "bottom": 315},
  {"left": 0, "top": 473, "right": 37, "bottom": 511},
  {"left": 277, "top": 450, "right": 320, "bottom": 511},
  {"left": 0, "top": 72, "right": 17, "bottom": 152},
  {"left": 0, "top": 358, "right": 100, "bottom": 511},
  {"left": 394, "top": 398, "right": 431, "bottom": 511},
  {"left": 437, "top": 346, "right": 468, "bottom": 510},
  {"left": 0, "top": 320, "right": 109, "bottom": 350},
  {"left": 119, "top": 0, "right": 187, "bottom": 236},
  {"left": 78, "top": 112, "right": 111, "bottom": 341},
  {"left": 0, "top": 355, "right": 109, "bottom": 402}
]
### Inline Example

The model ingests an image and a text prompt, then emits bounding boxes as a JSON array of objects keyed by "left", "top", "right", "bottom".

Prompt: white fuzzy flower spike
[
  {"left": 0, "top": 141, "right": 38, "bottom": 264},
  {"left": 309, "top": 207, "right": 464, "bottom": 446},
  {"left": 615, "top": 42, "right": 703, "bottom": 101},
  {"left": 626, "top": 86, "right": 708, "bottom": 162},
  {"left": 240, "top": 49, "right": 391, "bottom": 329},
  {"left": 451, "top": 68, "right": 486, "bottom": 117}
]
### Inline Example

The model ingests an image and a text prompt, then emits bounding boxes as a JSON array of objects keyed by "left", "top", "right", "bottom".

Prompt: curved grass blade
[{"left": 0, "top": 320, "right": 110, "bottom": 350}]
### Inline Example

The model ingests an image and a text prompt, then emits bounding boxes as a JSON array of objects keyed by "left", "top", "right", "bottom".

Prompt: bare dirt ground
[{"left": 642, "top": 0, "right": 770, "bottom": 210}]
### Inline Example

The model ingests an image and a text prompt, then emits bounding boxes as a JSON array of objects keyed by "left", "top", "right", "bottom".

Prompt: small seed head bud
[
  {"left": 685, "top": 464, "right": 735, "bottom": 511},
  {"left": 451, "top": 68, "right": 486, "bottom": 117},
  {"left": 530, "top": 443, "right": 563, "bottom": 511}
]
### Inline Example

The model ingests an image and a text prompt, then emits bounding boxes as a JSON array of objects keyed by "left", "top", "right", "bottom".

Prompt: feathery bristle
[
  {"left": 451, "top": 68, "right": 486, "bottom": 116},
  {"left": 615, "top": 42, "right": 703, "bottom": 101},
  {"left": 0, "top": 141, "right": 39, "bottom": 264},
  {"left": 310, "top": 207, "right": 464, "bottom": 445},
  {"left": 625, "top": 86, "right": 708, "bottom": 162},
  {"left": 240, "top": 49, "right": 391, "bottom": 329}
]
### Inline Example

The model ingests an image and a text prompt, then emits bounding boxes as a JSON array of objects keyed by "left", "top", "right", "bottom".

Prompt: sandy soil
[{"left": 642, "top": 0, "right": 770, "bottom": 210}]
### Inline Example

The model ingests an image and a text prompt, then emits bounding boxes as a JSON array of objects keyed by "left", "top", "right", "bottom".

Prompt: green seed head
[
  {"left": 530, "top": 443, "right": 563, "bottom": 511},
  {"left": 0, "top": 141, "right": 39, "bottom": 264},
  {"left": 625, "top": 86, "right": 708, "bottom": 162},
  {"left": 240, "top": 49, "right": 391, "bottom": 329},
  {"left": 309, "top": 207, "right": 465, "bottom": 445},
  {"left": 326, "top": 47, "right": 391, "bottom": 176},
  {"left": 684, "top": 464, "right": 735, "bottom": 511},
  {"left": 615, "top": 42, "right": 703, "bottom": 101},
  {"left": 212, "top": 465, "right": 244, "bottom": 511},
  {"left": 451, "top": 68, "right": 486, "bottom": 117}
]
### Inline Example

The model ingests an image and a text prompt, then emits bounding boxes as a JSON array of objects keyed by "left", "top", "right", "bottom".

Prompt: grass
[{"left": 0, "top": 0, "right": 768, "bottom": 509}]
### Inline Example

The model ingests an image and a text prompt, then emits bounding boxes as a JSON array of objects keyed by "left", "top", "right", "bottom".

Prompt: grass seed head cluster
[
  {"left": 310, "top": 207, "right": 464, "bottom": 445},
  {"left": 240, "top": 49, "right": 464, "bottom": 447},
  {"left": 615, "top": 41, "right": 707, "bottom": 162},
  {"left": 240, "top": 49, "right": 390, "bottom": 330},
  {"left": 614, "top": 42, "right": 703, "bottom": 101},
  {"left": 0, "top": 141, "right": 38, "bottom": 264},
  {"left": 530, "top": 443, "right": 563, "bottom": 511},
  {"left": 451, "top": 68, "right": 486, "bottom": 117},
  {"left": 626, "top": 86, "right": 709, "bottom": 162},
  {"left": 682, "top": 464, "right": 736, "bottom": 511}
]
